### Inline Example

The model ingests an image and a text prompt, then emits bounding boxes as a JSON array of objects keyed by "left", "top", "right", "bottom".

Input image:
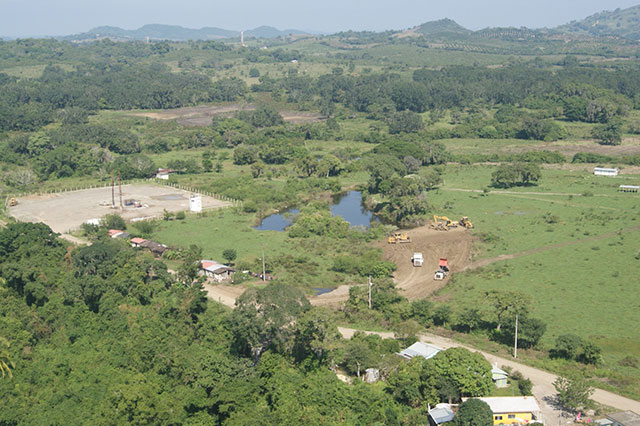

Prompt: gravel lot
[{"left": 9, "top": 184, "right": 231, "bottom": 233}]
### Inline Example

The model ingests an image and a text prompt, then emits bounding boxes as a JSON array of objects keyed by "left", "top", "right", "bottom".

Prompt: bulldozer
[
  {"left": 388, "top": 232, "right": 411, "bottom": 244},
  {"left": 8, "top": 198, "right": 17, "bottom": 207},
  {"left": 458, "top": 216, "right": 473, "bottom": 229}
]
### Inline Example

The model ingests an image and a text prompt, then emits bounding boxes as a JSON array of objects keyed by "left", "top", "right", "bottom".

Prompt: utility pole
[
  {"left": 111, "top": 171, "right": 115, "bottom": 208},
  {"left": 118, "top": 172, "right": 123, "bottom": 209},
  {"left": 262, "top": 249, "right": 266, "bottom": 282},
  {"left": 368, "top": 276, "right": 373, "bottom": 309},
  {"left": 514, "top": 313, "right": 519, "bottom": 359}
]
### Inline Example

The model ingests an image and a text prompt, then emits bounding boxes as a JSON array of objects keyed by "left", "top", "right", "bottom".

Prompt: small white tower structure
[
  {"left": 190, "top": 195, "right": 202, "bottom": 213},
  {"left": 241, "top": 31, "right": 245, "bottom": 46}
]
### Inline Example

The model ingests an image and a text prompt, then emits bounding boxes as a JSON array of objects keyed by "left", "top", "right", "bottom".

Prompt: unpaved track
[
  {"left": 203, "top": 288, "right": 640, "bottom": 417},
  {"left": 465, "top": 224, "right": 640, "bottom": 271},
  {"left": 207, "top": 226, "right": 475, "bottom": 309},
  {"left": 338, "top": 327, "right": 640, "bottom": 421}
]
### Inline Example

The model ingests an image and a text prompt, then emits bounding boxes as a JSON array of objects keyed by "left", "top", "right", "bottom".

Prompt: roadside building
[
  {"left": 139, "top": 240, "right": 169, "bottom": 256},
  {"left": 108, "top": 229, "right": 125, "bottom": 238},
  {"left": 397, "top": 341, "right": 443, "bottom": 361},
  {"left": 130, "top": 237, "right": 147, "bottom": 248},
  {"left": 469, "top": 396, "right": 542, "bottom": 425},
  {"left": 606, "top": 411, "right": 640, "bottom": 426},
  {"left": 491, "top": 364, "right": 509, "bottom": 388},
  {"left": 200, "top": 260, "right": 235, "bottom": 282},
  {"left": 594, "top": 167, "right": 619, "bottom": 176}
]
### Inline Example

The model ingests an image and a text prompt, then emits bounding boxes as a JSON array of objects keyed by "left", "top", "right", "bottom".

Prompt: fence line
[{"left": 4, "top": 178, "right": 243, "bottom": 210}]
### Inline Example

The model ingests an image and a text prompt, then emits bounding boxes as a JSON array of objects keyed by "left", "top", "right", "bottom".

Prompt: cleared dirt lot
[
  {"left": 8, "top": 184, "right": 231, "bottom": 233},
  {"left": 129, "top": 103, "right": 324, "bottom": 127}
]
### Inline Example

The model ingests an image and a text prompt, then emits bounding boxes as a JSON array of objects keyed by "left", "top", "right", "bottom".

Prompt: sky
[{"left": 1, "top": 0, "right": 639, "bottom": 37}]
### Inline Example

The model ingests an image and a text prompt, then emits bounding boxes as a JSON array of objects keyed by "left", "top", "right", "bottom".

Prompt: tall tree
[{"left": 231, "top": 283, "right": 311, "bottom": 360}]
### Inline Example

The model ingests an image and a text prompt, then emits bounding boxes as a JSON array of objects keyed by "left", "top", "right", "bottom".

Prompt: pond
[
  {"left": 253, "top": 209, "right": 300, "bottom": 231},
  {"left": 254, "top": 191, "right": 377, "bottom": 232}
]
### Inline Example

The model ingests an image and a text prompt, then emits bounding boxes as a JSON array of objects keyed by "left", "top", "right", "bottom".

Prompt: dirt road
[
  {"left": 202, "top": 288, "right": 640, "bottom": 417},
  {"left": 338, "top": 327, "right": 640, "bottom": 421}
]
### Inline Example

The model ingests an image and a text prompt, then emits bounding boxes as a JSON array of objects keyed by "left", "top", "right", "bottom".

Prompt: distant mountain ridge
[
  {"left": 555, "top": 4, "right": 640, "bottom": 40},
  {"left": 62, "top": 24, "right": 311, "bottom": 42}
]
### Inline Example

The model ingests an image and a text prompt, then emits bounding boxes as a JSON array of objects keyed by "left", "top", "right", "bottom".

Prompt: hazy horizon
[{"left": 1, "top": 0, "right": 639, "bottom": 37}]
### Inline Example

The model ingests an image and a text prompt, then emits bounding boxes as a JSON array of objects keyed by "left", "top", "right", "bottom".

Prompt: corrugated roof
[
  {"left": 131, "top": 237, "right": 147, "bottom": 244},
  {"left": 398, "top": 341, "right": 442, "bottom": 360},
  {"left": 108, "top": 229, "right": 124, "bottom": 236},
  {"left": 201, "top": 260, "right": 233, "bottom": 274},
  {"left": 428, "top": 406, "right": 455, "bottom": 424},
  {"left": 491, "top": 365, "right": 509, "bottom": 376},
  {"left": 473, "top": 397, "right": 540, "bottom": 414},
  {"left": 607, "top": 411, "right": 640, "bottom": 426}
]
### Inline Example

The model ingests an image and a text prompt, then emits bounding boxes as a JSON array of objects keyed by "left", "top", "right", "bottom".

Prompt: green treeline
[{"left": 0, "top": 223, "right": 504, "bottom": 425}]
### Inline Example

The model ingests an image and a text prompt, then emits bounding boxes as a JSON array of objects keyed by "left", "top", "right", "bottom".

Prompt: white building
[
  {"left": 190, "top": 195, "right": 202, "bottom": 212},
  {"left": 397, "top": 341, "right": 442, "bottom": 360},
  {"left": 594, "top": 167, "right": 619, "bottom": 176},
  {"left": 200, "top": 260, "right": 234, "bottom": 282}
]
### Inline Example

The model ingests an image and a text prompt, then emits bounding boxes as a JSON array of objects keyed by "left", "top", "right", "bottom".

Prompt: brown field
[
  {"left": 8, "top": 184, "right": 231, "bottom": 234},
  {"left": 129, "top": 103, "right": 324, "bottom": 127}
]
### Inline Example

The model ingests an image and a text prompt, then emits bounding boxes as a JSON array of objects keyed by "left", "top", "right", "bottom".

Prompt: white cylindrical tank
[{"left": 190, "top": 195, "right": 202, "bottom": 212}]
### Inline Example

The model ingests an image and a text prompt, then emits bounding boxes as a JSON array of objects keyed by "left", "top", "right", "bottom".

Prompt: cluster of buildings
[
  {"left": 108, "top": 229, "right": 170, "bottom": 256},
  {"left": 592, "top": 167, "right": 639, "bottom": 192},
  {"left": 428, "top": 397, "right": 541, "bottom": 426}
]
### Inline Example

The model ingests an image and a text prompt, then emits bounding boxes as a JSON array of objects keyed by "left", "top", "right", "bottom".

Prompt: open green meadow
[{"left": 425, "top": 165, "right": 640, "bottom": 396}]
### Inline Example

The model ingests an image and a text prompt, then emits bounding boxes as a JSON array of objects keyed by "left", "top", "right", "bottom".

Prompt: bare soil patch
[
  {"left": 377, "top": 226, "right": 474, "bottom": 299},
  {"left": 129, "top": 103, "right": 324, "bottom": 127},
  {"left": 8, "top": 184, "right": 231, "bottom": 234}
]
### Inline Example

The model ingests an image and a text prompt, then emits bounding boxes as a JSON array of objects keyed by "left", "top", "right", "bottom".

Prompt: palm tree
[{"left": 0, "top": 337, "right": 15, "bottom": 379}]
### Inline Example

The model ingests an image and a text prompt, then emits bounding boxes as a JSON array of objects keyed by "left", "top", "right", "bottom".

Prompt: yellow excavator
[
  {"left": 431, "top": 215, "right": 455, "bottom": 231},
  {"left": 8, "top": 198, "right": 17, "bottom": 207},
  {"left": 431, "top": 215, "right": 473, "bottom": 231},
  {"left": 388, "top": 231, "right": 411, "bottom": 244}
]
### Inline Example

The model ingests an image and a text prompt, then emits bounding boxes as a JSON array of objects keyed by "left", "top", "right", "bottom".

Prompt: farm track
[
  {"left": 465, "top": 224, "right": 640, "bottom": 271},
  {"left": 338, "top": 327, "right": 640, "bottom": 420}
]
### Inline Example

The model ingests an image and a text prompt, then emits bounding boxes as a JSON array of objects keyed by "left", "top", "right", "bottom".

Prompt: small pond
[
  {"left": 253, "top": 209, "right": 300, "bottom": 231},
  {"left": 254, "top": 191, "right": 377, "bottom": 232}
]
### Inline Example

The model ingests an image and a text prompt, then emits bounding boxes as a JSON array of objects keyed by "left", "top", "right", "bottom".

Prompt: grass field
[
  {"left": 425, "top": 164, "right": 640, "bottom": 397},
  {"left": 152, "top": 208, "right": 371, "bottom": 291}
]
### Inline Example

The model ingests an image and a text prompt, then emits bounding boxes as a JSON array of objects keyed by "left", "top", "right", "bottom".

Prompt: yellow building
[{"left": 472, "top": 397, "right": 542, "bottom": 425}]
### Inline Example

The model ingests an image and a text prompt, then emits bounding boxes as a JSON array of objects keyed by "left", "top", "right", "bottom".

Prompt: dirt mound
[{"left": 378, "top": 226, "right": 473, "bottom": 300}]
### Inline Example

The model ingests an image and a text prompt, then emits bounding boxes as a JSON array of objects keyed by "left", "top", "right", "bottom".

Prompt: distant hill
[
  {"left": 555, "top": 4, "right": 640, "bottom": 39},
  {"left": 62, "top": 24, "right": 310, "bottom": 42},
  {"left": 245, "top": 26, "right": 310, "bottom": 39},
  {"left": 414, "top": 18, "right": 471, "bottom": 36}
]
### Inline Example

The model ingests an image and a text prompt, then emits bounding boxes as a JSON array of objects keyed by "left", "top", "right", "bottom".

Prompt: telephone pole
[
  {"left": 514, "top": 313, "right": 519, "bottom": 359},
  {"left": 262, "top": 249, "right": 266, "bottom": 282},
  {"left": 368, "top": 276, "right": 373, "bottom": 309},
  {"left": 118, "top": 172, "right": 123, "bottom": 209},
  {"left": 111, "top": 171, "right": 115, "bottom": 208}
]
